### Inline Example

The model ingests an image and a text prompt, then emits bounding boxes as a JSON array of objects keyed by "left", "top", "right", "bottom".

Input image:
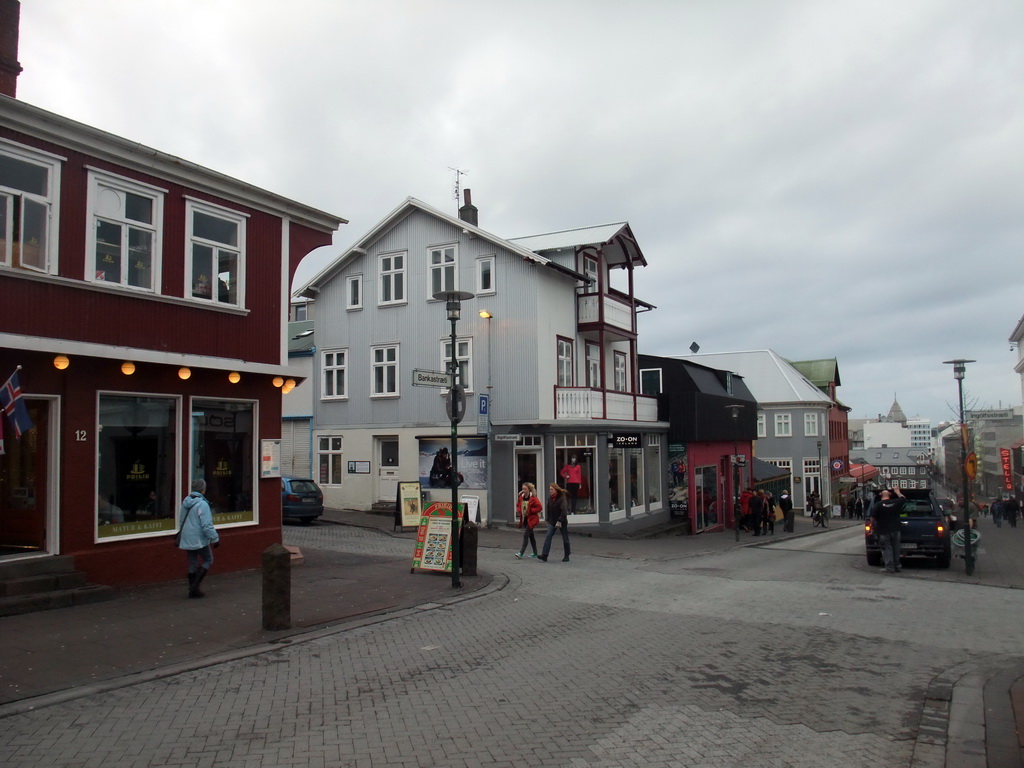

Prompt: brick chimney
[
  {"left": 0, "top": 0, "right": 22, "bottom": 98},
  {"left": 458, "top": 189, "right": 478, "bottom": 227}
]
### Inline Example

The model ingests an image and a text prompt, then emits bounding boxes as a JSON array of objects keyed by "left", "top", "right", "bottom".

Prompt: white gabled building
[{"left": 296, "top": 193, "right": 669, "bottom": 531}]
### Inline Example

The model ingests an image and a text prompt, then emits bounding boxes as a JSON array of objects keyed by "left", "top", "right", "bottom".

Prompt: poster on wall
[
  {"left": 418, "top": 437, "right": 487, "bottom": 490},
  {"left": 668, "top": 443, "right": 688, "bottom": 516},
  {"left": 410, "top": 501, "right": 463, "bottom": 574},
  {"left": 398, "top": 481, "right": 422, "bottom": 528}
]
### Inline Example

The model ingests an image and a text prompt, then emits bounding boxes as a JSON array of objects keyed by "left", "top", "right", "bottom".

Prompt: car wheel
[
  {"left": 866, "top": 551, "right": 882, "bottom": 567},
  {"left": 936, "top": 551, "right": 951, "bottom": 569},
  {"left": 300, "top": 518, "right": 313, "bottom": 526}
]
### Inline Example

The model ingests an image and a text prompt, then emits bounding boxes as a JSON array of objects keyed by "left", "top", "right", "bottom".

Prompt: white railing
[
  {"left": 555, "top": 388, "right": 659, "bottom": 422},
  {"left": 577, "top": 293, "right": 633, "bottom": 334}
]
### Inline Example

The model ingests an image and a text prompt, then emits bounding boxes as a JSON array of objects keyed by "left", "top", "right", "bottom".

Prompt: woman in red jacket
[{"left": 515, "top": 482, "right": 543, "bottom": 559}]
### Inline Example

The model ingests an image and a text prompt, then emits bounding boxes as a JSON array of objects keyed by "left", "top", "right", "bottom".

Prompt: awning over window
[{"left": 848, "top": 462, "right": 879, "bottom": 482}]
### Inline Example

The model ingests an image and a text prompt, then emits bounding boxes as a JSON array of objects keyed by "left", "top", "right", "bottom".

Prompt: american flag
[{"left": 0, "top": 369, "right": 35, "bottom": 440}]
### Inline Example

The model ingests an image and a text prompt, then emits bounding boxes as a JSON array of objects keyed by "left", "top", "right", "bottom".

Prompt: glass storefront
[
  {"left": 191, "top": 399, "right": 255, "bottom": 526},
  {"left": 693, "top": 463, "right": 720, "bottom": 532},
  {"left": 554, "top": 434, "right": 596, "bottom": 516},
  {"left": 96, "top": 394, "right": 178, "bottom": 539}
]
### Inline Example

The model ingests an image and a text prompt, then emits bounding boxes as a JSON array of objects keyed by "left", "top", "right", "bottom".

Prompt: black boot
[
  {"left": 186, "top": 572, "right": 195, "bottom": 598},
  {"left": 189, "top": 567, "right": 208, "bottom": 598}
]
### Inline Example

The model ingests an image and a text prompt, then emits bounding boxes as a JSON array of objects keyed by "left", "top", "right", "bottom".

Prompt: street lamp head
[
  {"left": 724, "top": 404, "right": 744, "bottom": 419},
  {"left": 433, "top": 290, "right": 475, "bottom": 321},
  {"left": 942, "top": 358, "right": 975, "bottom": 380},
  {"left": 479, "top": 310, "right": 492, "bottom": 319}
]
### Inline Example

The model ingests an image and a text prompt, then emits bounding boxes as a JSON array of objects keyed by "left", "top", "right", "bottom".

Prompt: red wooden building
[{"left": 0, "top": 5, "right": 344, "bottom": 585}]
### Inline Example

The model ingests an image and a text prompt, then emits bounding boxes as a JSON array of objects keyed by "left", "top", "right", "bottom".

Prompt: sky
[{"left": 16, "top": 0, "right": 1024, "bottom": 426}]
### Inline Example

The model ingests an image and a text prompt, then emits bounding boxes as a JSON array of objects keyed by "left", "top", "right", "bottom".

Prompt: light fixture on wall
[
  {"left": 228, "top": 371, "right": 241, "bottom": 384},
  {"left": 121, "top": 361, "right": 136, "bottom": 375},
  {"left": 479, "top": 310, "right": 492, "bottom": 319},
  {"left": 282, "top": 378, "right": 296, "bottom": 394},
  {"left": 178, "top": 367, "right": 191, "bottom": 380},
  {"left": 273, "top": 376, "right": 284, "bottom": 388},
  {"left": 53, "top": 355, "right": 70, "bottom": 370}
]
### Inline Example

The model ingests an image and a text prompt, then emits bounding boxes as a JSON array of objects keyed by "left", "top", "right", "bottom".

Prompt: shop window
[
  {"left": 191, "top": 399, "right": 255, "bottom": 525},
  {"left": 556, "top": 433, "right": 597, "bottom": 516},
  {"left": 693, "top": 464, "right": 719, "bottom": 533},
  {"left": 646, "top": 434, "right": 662, "bottom": 506},
  {"left": 96, "top": 394, "right": 178, "bottom": 540}
]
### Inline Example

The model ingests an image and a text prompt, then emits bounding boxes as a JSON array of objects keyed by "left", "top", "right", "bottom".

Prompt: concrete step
[
  {"left": 0, "top": 555, "right": 77, "bottom": 581},
  {"left": 0, "top": 570, "right": 88, "bottom": 597},
  {"left": 0, "top": 584, "right": 115, "bottom": 617}
]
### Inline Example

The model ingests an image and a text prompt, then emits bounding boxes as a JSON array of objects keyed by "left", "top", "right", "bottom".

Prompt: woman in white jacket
[{"left": 177, "top": 479, "right": 220, "bottom": 598}]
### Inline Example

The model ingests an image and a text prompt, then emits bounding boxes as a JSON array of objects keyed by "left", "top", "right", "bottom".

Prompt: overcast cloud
[{"left": 17, "top": 0, "right": 1024, "bottom": 425}]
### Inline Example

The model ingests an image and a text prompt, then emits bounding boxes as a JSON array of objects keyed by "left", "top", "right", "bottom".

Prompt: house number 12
[{"left": 75, "top": 430, "right": 87, "bottom": 442}]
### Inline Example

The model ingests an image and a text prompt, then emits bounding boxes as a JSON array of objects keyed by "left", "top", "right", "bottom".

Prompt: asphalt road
[{"left": 2, "top": 521, "right": 1022, "bottom": 767}]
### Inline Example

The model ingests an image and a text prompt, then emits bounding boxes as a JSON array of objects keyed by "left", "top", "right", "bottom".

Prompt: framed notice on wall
[
  {"left": 398, "top": 481, "right": 422, "bottom": 528},
  {"left": 260, "top": 439, "right": 281, "bottom": 478},
  {"left": 410, "top": 501, "right": 463, "bottom": 574}
]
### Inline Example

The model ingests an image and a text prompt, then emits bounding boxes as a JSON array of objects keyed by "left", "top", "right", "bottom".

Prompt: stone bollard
[
  {"left": 461, "top": 522, "right": 478, "bottom": 577},
  {"left": 262, "top": 542, "right": 291, "bottom": 631}
]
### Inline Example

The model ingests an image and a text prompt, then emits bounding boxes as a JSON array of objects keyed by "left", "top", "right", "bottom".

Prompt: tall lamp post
[
  {"left": 943, "top": 358, "right": 976, "bottom": 575},
  {"left": 435, "top": 289, "right": 475, "bottom": 588},
  {"left": 816, "top": 440, "right": 823, "bottom": 515},
  {"left": 725, "top": 404, "right": 745, "bottom": 542},
  {"left": 479, "top": 310, "right": 494, "bottom": 527}
]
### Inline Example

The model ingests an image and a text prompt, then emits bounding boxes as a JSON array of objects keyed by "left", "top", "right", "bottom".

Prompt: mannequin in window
[{"left": 560, "top": 455, "right": 583, "bottom": 514}]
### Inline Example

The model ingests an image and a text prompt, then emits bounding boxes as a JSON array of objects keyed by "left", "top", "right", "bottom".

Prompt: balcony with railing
[
  {"left": 577, "top": 291, "right": 635, "bottom": 338},
  {"left": 555, "top": 387, "right": 659, "bottom": 422}
]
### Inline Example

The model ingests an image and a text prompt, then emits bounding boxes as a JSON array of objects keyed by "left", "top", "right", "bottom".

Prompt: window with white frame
[
  {"left": 583, "top": 255, "right": 598, "bottom": 287},
  {"left": 317, "top": 435, "right": 343, "bottom": 485},
  {"left": 371, "top": 344, "right": 399, "bottom": 396},
  {"left": 613, "top": 351, "right": 627, "bottom": 392},
  {"left": 476, "top": 255, "right": 495, "bottom": 294},
  {"left": 804, "top": 457, "right": 821, "bottom": 497},
  {"left": 429, "top": 244, "right": 457, "bottom": 295},
  {"left": 346, "top": 275, "right": 362, "bottom": 309},
  {"left": 186, "top": 200, "right": 245, "bottom": 306},
  {"left": 379, "top": 252, "right": 405, "bottom": 304},
  {"left": 774, "top": 412, "right": 792, "bottom": 437},
  {"left": 639, "top": 367, "right": 661, "bottom": 395},
  {"left": 587, "top": 343, "right": 601, "bottom": 388},
  {"left": 292, "top": 303, "right": 307, "bottom": 321},
  {"left": 442, "top": 337, "right": 472, "bottom": 391},
  {"left": 557, "top": 337, "right": 574, "bottom": 387},
  {"left": 804, "top": 412, "right": 818, "bottom": 437},
  {"left": 88, "top": 171, "right": 163, "bottom": 291},
  {"left": 322, "top": 350, "right": 347, "bottom": 399},
  {"left": 0, "top": 140, "right": 62, "bottom": 274},
  {"left": 757, "top": 413, "right": 767, "bottom": 438}
]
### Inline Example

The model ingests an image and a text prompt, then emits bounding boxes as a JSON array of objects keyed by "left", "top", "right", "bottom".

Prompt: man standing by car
[{"left": 870, "top": 486, "right": 906, "bottom": 574}]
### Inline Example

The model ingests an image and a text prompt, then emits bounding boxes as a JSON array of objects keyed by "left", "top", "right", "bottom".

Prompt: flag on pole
[{"left": 0, "top": 369, "right": 34, "bottom": 438}]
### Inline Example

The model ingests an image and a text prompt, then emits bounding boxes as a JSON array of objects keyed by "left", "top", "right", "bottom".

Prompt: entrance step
[
  {"left": 369, "top": 502, "right": 396, "bottom": 517},
  {"left": 0, "top": 555, "right": 115, "bottom": 617}
]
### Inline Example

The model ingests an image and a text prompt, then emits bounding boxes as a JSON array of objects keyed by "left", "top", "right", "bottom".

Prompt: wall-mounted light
[
  {"left": 479, "top": 310, "right": 492, "bottom": 319},
  {"left": 228, "top": 371, "right": 241, "bottom": 384},
  {"left": 53, "top": 355, "right": 70, "bottom": 370},
  {"left": 121, "top": 361, "right": 136, "bottom": 375},
  {"left": 273, "top": 376, "right": 284, "bottom": 388},
  {"left": 178, "top": 367, "right": 191, "bottom": 380},
  {"left": 282, "top": 378, "right": 296, "bottom": 394}
]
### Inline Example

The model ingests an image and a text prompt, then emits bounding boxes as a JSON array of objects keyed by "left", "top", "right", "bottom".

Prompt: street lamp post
[
  {"left": 816, "top": 440, "right": 823, "bottom": 517},
  {"left": 725, "top": 405, "right": 745, "bottom": 542},
  {"left": 480, "top": 310, "right": 494, "bottom": 528},
  {"left": 943, "top": 358, "right": 976, "bottom": 575},
  {"left": 435, "top": 290, "right": 475, "bottom": 588}
]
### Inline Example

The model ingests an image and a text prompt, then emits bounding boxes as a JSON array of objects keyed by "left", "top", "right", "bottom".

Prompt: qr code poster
[{"left": 411, "top": 502, "right": 462, "bottom": 573}]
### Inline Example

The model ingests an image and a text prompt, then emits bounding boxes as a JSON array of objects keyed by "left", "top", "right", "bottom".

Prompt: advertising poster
[
  {"left": 411, "top": 501, "right": 463, "bottom": 573},
  {"left": 419, "top": 437, "right": 487, "bottom": 490},
  {"left": 398, "top": 481, "right": 422, "bottom": 527}
]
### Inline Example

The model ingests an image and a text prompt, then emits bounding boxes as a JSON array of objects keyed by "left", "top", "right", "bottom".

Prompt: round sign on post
[
  {"left": 445, "top": 385, "right": 467, "bottom": 423},
  {"left": 965, "top": 451, "right": 978, "bottom": 480}
]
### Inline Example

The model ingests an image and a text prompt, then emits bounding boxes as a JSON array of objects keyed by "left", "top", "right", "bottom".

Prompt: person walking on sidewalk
[
  {"left": 539, "top": 483, "right": 571, "bottom": 562},
  {"left": 177, "top": 479, "right": 220, "bottom": 598},
  {"left": 779, "top": 490, "right": 794, "bottom": 532},
  {"left": 1004, "top": 496, "right": 1020, "bottom": 528},
  {"left": 870, "top": 486, "right": 906, "bottom": 574},
  {"left": 515, "top": 482, "right": 542, "bottom": 559},
  {"left": 748, "top": 490, "right": 765, "bottom": 536}
]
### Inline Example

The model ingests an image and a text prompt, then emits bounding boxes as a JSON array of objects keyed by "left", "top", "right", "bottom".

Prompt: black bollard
[
  {"left": 461, "top": 521, "right": 478, "bottom": 577},
  {"left": 262, "top": 542, "right": 291, "bottom": 631}
]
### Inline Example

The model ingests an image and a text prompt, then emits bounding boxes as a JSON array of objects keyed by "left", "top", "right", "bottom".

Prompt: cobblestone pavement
[{"left": 2, "top": 522, "right": 1023, "bottom": 768}]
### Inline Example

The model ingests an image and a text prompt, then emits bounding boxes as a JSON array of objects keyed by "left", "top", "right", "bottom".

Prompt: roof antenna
[{"left": 449, "top": 167, "right": 468, "bottom": 212}]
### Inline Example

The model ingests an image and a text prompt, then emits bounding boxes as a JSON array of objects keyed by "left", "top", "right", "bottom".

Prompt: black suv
[{"left": 864, "top": 488, "right": 952, "bottom": 569}]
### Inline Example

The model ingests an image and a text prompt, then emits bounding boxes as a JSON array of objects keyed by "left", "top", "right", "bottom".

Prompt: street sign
[
  {"left": 831, "top": 459, "right": 844, "bottom": 471},
  {"left": 445, "top": 384, "right": 466, "bottom": 423},
  {"left": 965, "top": 451, "right": 978, "bottom": 480},
  {"left": 494, "top": 433, "right": 521, "bottom": 442},
  {"left": 476, "top": 394, "right": 489, "bottom": 435},
  {"left": 412, "top": 369, "right": 453, "bottom": 387}
]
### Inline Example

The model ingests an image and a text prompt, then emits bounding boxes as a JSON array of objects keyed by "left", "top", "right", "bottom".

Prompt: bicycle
[{"left": 811, "top": 507, "right": 828, "bottom": 528}]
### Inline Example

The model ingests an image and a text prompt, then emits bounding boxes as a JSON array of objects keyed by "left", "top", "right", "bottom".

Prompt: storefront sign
[
  {"left": 611, "top": 434, "right": 640, "bottom": 448},
  {"left": 410, "top": 501, "right": 462, "bottom": 574},
  {"left": 1001, "top": 447, "right": 1013, "bottom": 491}
]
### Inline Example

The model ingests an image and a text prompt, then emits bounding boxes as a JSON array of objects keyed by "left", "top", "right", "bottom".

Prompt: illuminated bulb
[
  {"left": 53, "top": 355, "right": 70, "bottom": 370},
  {"left": 228, "top": 371, "right": 241, "bottom": 384},
  {"left": 121, "top": 361, "right": 136, "bottom": 375},
  {"left": 282, "top": 378, "right": 296, "bottom": 394},
  {"left": 178, "top": 367, "right": 191, "bottom": 380},
  {"left": 273, "top": 376, "right": 284, "bottom": 387}
]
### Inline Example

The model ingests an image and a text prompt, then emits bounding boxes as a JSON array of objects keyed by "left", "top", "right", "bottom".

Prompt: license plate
[
  {"left": 303, "top": 498, "right": 317, "bottom": 503},
  {"left": 900, "top": 543, "right": 918, "bottom": 550}
]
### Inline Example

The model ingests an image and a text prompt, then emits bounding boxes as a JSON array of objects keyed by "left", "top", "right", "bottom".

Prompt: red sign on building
[{"left": 1000, "top": 447, "right": 1013, "bottom": 491}]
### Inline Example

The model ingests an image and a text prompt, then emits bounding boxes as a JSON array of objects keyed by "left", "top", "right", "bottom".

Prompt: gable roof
[
  {"left": 509, "top": 222, "right": 647, "bottom": 267},
  {"left": 788, "top": 358, "right": 840, "bottom": 388},
  {"left": 296, "top": 197, "right": 588, "bottom": 296},
  {"left": 672, "top": 350, "right": 833, "bottom": 406}
]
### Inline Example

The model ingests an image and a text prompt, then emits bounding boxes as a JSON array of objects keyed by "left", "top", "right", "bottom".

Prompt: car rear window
[
  {"left": 289, "top": 480, "right": 320, "bottom": 493},
  {"left": 901, "top": 500, "right": 939, "bottom": 516}
]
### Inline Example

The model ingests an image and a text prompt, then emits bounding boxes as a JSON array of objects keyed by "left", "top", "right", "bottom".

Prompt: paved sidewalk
[{"left": 0, "top": 509, "right": 1021, "bottom": 767}]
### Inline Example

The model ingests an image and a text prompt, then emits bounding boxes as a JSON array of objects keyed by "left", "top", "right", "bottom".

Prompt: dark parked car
[
  {"left": 281, "top": 477, "right": 324, "bottom": 524},
  {"left": 865, "top": 488, "right": 951, "bottom": 568}
]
